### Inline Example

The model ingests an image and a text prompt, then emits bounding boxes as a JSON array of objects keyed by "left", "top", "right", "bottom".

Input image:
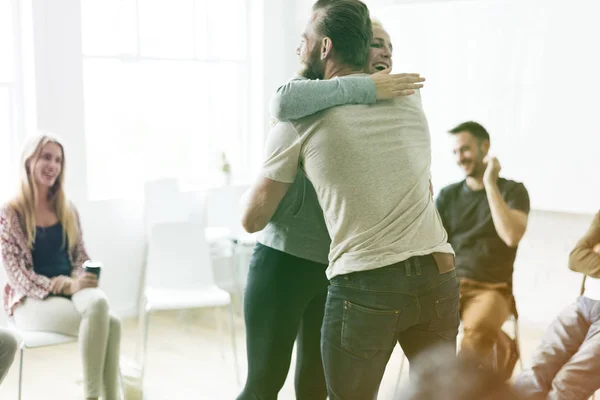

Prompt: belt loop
[
  {"left": 415, "top": 257, "right": 422, "bottom": 276},
  {"left": 405, "top": 259, "right": 412, "bottom": 277}
]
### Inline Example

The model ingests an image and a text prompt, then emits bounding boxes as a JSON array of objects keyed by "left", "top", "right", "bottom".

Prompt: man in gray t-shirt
[
  {"left": 237, "top": 15, "right": 423, "bottom": 400},
  {"left": 242, "top": 1, "right": 459, "bottom": 398}
]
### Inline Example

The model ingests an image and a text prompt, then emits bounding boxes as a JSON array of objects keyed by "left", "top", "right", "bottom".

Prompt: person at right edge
[{"left": 513, "top": 211, "right": 600, "bottom": 400}]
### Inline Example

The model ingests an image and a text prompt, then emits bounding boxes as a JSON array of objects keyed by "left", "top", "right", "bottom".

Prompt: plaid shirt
[{"left": 0, "top": 204, "right": 89, "bottom": 315}]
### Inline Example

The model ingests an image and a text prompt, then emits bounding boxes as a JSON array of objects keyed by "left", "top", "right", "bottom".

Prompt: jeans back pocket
[
  {"left": 341, "top": 300, "right": 400, "bottom": 360},
  {"left": 429, "top": 291, "right": 460, "bottom": 340}
]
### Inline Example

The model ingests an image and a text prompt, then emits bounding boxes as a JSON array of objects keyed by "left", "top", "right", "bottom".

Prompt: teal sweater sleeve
[{"left": 269, "top": 75, "right": 377, "bottom": 122}]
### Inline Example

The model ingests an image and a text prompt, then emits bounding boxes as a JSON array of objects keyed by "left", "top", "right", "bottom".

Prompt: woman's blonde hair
[
  {"left": 9, "top": 132, "right": 79, "bottom": 250},
  {"left": 371, "top": 18, "right": 384, "bottom": 29}
]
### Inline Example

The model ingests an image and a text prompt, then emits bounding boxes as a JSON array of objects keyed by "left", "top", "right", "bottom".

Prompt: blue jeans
[{"left": 321, "top": 254, "right": 460, "bottom": 399}]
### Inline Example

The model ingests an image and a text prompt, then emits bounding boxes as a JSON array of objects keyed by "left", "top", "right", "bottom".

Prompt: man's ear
[{"left": 321, "top": 37, "right": 333, "bottom": 60}]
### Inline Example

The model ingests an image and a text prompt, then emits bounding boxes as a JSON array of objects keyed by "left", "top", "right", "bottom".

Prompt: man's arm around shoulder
[
  {"left": 241, "top": 178, "right": 291, "bottom": 233},
  {"left": 240, "top": 121, "right": 300, "bottom": 233}
]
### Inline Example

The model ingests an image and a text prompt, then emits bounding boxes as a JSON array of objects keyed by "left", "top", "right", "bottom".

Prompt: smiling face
[
  {"left": 30, "top": 141, "right": 63, "bottom": 191},
  {"left": 451, "top": 131, "right": 489, "bottom": 178},
  {"left": 367, "top": 24, "right": 393, "bottom": 73}
]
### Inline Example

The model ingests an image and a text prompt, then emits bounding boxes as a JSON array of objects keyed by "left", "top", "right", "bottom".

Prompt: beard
[
  {"left": 463, "top": 159, "right": 484, "bottom": 178},
  {"left": 299, "top": 45, "right": 324, "bottom": 80}
]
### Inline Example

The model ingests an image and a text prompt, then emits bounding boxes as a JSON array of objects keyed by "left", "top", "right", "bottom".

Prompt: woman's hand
[
  {"left": 62, "top": 272, "right": 98, "bottom": 295},
  {"left": 371, "top": 69, "right": 425, "bottom": 99},
  {"left": 50, "top": 276, "right": 70, "bottom": 294}
]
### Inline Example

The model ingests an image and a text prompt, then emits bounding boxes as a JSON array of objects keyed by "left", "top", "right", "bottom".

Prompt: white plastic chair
[
  {"left": 491, "top": 314, "right": 523, "bottom": 373},
  {"left": 0, "top": 265, "right": 77, "bottom": 400},
  {"left": 204, "top": 185, "right": 250, "bottom": 237},
  {"left": 137, "top": 221, "right": 240, "bottom": 385},
  {"left": 144, "top": 178, "right": 190, "bottom": 232},
  {"left": 7, "top": 319, "right": 77, "bottom": 400}
]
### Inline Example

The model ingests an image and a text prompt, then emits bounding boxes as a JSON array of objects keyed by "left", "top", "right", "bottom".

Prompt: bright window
[
  {"left": 0, "top": 0, "right": 16, "bottom": 203},
  {"left": 81, "top": 0, "right": 251, "bottom": 200}
]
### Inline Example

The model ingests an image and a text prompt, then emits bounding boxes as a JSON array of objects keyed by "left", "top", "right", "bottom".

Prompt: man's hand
[
  {"left": 593, "top": 242, "right": 600, "bottom": 254},
  {"left": 370, "top": 69, "right": 425, "bottom": 100},
  {"left": 483, "top": 156, "right": 501, "bottom": 186},
  {"left": 63, "top": 272, "right": 98, "bottom": 296}
]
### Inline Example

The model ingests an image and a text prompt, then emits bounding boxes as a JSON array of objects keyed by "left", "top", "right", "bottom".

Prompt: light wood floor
[{"left": 0, "top": 307, "right": 553, "bottom": 400}]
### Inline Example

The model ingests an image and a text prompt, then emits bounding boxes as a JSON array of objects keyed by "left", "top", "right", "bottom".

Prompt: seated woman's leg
[
  {"left": 0, "top": 328, "right": 18, "bottom": 385},
  {"left": 13, "top": 295, "right": 81, "bottom": 335},
  {"left": 102, "top": 313, "right": 122, "bottom": 400},
  {"left": 71, "top": 287, "right": 121, "bottom": 400},
  {"left": 513, "top": 299, "right": 588, "bottom": 399},
  {"left": 13, "top": 291, "right": 115, "bottom": 399}
]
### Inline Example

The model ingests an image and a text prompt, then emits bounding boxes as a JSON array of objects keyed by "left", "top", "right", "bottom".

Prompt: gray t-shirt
[
  {"left": 258, "top": 75, "right": 377, "bottom": 265},
  {"left": 258, "top": 169, "right": 331, "bottom": 264},
  {"left": 261, "top": 74, "right": 453, "bottom": 279}
]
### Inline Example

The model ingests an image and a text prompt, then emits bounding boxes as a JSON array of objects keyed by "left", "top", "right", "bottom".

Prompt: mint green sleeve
[{"left": 269, "top": 75, "right": 377, "bottom": 121}]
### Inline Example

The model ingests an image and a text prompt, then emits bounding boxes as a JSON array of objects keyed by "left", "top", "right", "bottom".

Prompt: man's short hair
[
  {"left": 312, "top": 0, "right": 372, "bottom": 68},
  {"left": 449, "top": 121, "right": 491, "bottom": 142}
]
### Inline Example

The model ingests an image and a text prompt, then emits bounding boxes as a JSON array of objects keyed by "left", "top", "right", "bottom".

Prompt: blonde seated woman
[{"left": 0, "top": 133, "right": 121, "bottom": 400}]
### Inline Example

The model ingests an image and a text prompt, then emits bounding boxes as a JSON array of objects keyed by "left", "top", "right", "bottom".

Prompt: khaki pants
[
  {"left": 459, "top": 278, "right": 513, "bottom": 361},
  {"left": 13, "top": 288, "right": 121, "bottom": 399},
  {"left": 0, "top": 328, "right": 18, "bottom": 386}
]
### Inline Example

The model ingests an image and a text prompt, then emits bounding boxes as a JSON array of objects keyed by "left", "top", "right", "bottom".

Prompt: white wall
[
  {"left": 514, "top": 210, "right": 594, "bottom": 328},
  {"left": 367, "top": 0, "right": 600, "bottom": 214}
]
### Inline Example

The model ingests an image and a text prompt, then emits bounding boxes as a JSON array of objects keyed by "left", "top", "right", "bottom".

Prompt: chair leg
[
  {"left": 228, "top": 302, "right": 240, "bottom": 385},
  {"left": 492, "top": 342, "right": 499, "bottom": 372},
  {"left": 215, "top": 307, "right": 225, "bottom": 360},
  {"left": 230, "top": 241, "right": 243, "bottom": 314},
  {"left": 140, "top": 298, "right": 152, "bottom": 383},
  {"left": 514, "top": 319, "right": 524, "bottom": 371},
  {"left": 135, "top": 295, "right": 147, "bottom": 362},
  {"left": 18, "top": 346, "right": 23, "bottom": 400}
]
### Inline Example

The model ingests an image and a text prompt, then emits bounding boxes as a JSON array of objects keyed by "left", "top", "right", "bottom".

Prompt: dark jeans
[
  {"left": 321, "top": 254, "right": 460, "bottom": 400},
  {"left": 237, "top": 243, "right": 329, "bottom": 400}
]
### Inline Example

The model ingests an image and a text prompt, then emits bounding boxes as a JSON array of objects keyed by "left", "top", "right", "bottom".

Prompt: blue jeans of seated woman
[{"left": 321, "top": 254, "right": 460, "bottom": 400}]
